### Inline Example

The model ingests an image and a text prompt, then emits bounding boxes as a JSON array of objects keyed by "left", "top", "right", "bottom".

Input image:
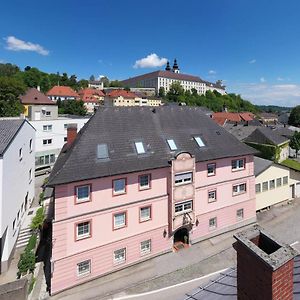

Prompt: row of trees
[{"left": 288, "top": 105, "right": 300, "bottom": 127}]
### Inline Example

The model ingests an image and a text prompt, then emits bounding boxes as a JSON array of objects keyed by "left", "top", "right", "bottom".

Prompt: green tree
[
  {"left": 288, "top": 105, "right": 300, "bottom": 127},
  {"left": 290, "top": 131, "right": 300, "bottom": 157},
  {"left": 0, "top": 63, "right": 20, "bottom": 77},
  {"left": 0, "top": 77, "right": 25, "bottom": 117},
  {"left": 109, "top": 80, "right": 124, "bottom": 87},
  {"left": 124, "top": 86, "right": 130, "bottom": 91},
  {"left": 100, "top": 76, "right": 109, "bottom": 87},
  {"left": 58, "top": 100, "right": 87, "bottom": 116},
  {"left": 78, "top": 79, "right": 89, "bottom": 90},
  {"left": 30, "top": 207, "right": 45, "bottom": 231},
  {"left": 159, "top": 87, "right": 165, "bottom": 98},
  {"left": 167, "top": 82, "right": 184, "bottom": 102}
]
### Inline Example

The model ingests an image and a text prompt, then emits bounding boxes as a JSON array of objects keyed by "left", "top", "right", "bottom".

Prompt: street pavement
[{"left": 48, "top": 198, "right": 300, "bottom": 300}]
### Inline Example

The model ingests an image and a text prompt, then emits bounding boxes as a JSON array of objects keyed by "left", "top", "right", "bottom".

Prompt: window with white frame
[
  {"left": 77, "top": 260, "right": 91, "bottom": 276},
  {"left": 269, "top": 179, "right": 275, "bottom": 190},
  {"left": 194, "top": 136, "right": 205, "bottom": 147},
  {"left": 174, "top": 172, "right": 193, "bottom": 185},
  {"left": 233, "top": 183, "right": 246, "bottom": 195},
  {"left": 175, "top": 200, "right": 193, "bottom": 215},
  {"left": 140, "top": 206, "right": 151, "bottom": 222},
  {"left": 255, "top": 183, "right": 261, "bottom": 193},
  {"left": 276, "top": 178, "right": 282, "bottom": 187},
  {"left": 262, "top": 181, "right": 268, "bottom": 192},
  {"left": 135, "top": 141, "right": 145, "bottom": 154},
  {"left": 114, "top": 248, "right": 126, "bottom": 264},
  {"left": 207, "top": 163, "right": 216, "bottom": 176},
  {"left": 113, "top": 178, "right": 126, "bottom": 195},
  {"left": 43, "top": 139, "right": 52, "bottom": 145},
  {"left": 19, "top": 148, "right": 23, "bottom": 160},
  {"left": 208, "top": 190, "right": 217, "bottom": 203},
  {"left": 209, "top": 217, "right": 217, "bottom": 229},
  {"left": 237, "top": 208, "right": 244, "bottom": 220},
  {"left": 76, "top": 185, "right": 90, "bottom": 202},
  {"left": 140, "top": 239, "right": 151, "bottom": 255},
  {"left": 231, "top": 159, "right": 245, "bottom": 171},
  {"left": 43, "top": 124, "right": 52, "bottom": 132},
  {"left": 76, "top": 221, "right": 91, "bottom": 239},
  {"left": 139, "top": 174, "right": 151, "bottom": 190},
  {"left": 114, "top": 212, "right": 126, "bottom": 229},
  {"left": 283, "top": 176, "right": 288, "bottom": 185},
  {"left": 167, "top": 139, "right": 177, "bottom": 151}
]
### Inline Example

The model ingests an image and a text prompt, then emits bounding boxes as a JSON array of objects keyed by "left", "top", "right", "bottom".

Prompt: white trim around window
[
  {"left": 174, "top": 172, "right": 193, "bottom": 186},
  {"left": 140, "top": 239, "right": 151, "bottom": 255},
  {"left": 77, "top": 260, "right": 91, "bottom": 277},
  {"left": 76, "top": 185, "right": 91, "bottom": 203},
  {"left": 232, "top": 183, "right": 247, "bottom": 196},
  {"left": 76, "top": 221, "right": 91, "bottom": 240},
  {"left": 231, "top": 158, "right": 245, "bottom": 171},
  {"left": 113, "top": 247, "right": 126, "bottom": 264},
  {"left": 174, "top": 200, "right": 193, "bottom": 215}
]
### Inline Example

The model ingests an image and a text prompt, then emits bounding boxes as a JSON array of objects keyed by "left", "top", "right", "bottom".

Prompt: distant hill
[{"left": 256, "top": 105, "right": 292, "bottom": 113}]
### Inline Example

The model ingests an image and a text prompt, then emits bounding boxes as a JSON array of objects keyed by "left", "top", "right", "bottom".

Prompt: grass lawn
[{"left": 280, "top": 159, "right": 300, "bottom": 171}]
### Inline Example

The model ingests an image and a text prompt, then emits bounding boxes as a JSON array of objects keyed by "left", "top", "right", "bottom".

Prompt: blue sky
[{"left": 1, "top": 0, "right": 300, "bottom": 106}]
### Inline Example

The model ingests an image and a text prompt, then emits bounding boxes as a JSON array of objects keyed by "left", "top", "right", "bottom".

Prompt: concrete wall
[
  {"left": 0, "top": 278, "right": 28, "bottom": 300},
  {"left": 28, "top": 105, "right": 58, "bottom": 121}
]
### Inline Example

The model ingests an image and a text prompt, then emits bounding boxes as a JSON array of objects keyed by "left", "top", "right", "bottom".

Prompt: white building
[
  {"left": 30, "top": 115, "right": 90, "bottom": 172},
  {"left": 122, "top": 59, "right": 226, "bottom": 95},
  {"left": 0, "top": 119, "right": 35, "bottom": 273}
]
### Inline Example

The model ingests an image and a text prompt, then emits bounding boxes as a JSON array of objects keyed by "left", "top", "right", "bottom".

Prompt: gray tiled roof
[
  {"left": 244, "top": 127, "right": 289, "bottom": 146},
  {"left": 254, "top": 156, "right": 273, "bottom": 176},
  {"left": 224, "top": 124, "right": 259, "bottom": 141},
  {"left": 0, "top": 119, "right": 25, "bottom": 156},
  {"left": 48, "top": 106, "right": 257, "bottom": 186}
]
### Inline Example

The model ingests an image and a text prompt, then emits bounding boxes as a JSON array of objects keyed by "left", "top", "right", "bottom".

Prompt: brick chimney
[
  {"left": 233, "top": 225, "right": 297, "bottom": 300},
  {"left": 67, "top": 124, "right": 77, "bottom": 145}
]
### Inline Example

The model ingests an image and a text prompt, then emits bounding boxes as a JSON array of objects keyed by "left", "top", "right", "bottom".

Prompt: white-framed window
[
  {"left": 174, "top": 172, "right": 193, "bottom": 185},
  {"left": 194, "top": 136, "right": 205, "bottom": 147},
  {"left": 276, "top": 178, "right": 282, "bottom": 187},
  {"left": 207, "top": 163, "right": 216, "bottom": 176},
  {"left": 43, "top": 139, "right": 52, "bottom": 145},
  {"left": 231, "top": 159, "right": 245, "bottom": 171},
  {"left": 140, "top": 206, "right": 151, "bottom": 222},
  {"left": 283, "top": 176, "right": 288, "bottom": 185},
  {"left": 29, "top": 139, "right": 33, "bottom": 152},
  {"left": 113, "top": 212, "right": 126, "bottom": 229},
  {"left": 262, "top": 181, "right": 268, "bottom": 192},
  {"left": 76, "top": 185, "right": 90, "bottom": 202},
  {"left": 269, "top": 179, "right": 275, "bottom": 190},
  {"left": 29, "top": 169, "right": 32, "bottom": 182},
  {"left": 113, "top": 178, "right": 126, "bottom": 195},
  {"left": 167, "top": 139, "right": 177, "bottom": 151},
  {"left": 208, "top": 190, "right": 217, "bottom": 203},
  {"left": 140, "top": 239, "right": 151, "bottom": 255},
  {"left": 135, "top": 142, "right": 145, "bottom": 154},
  {"left": 175, "top": 200, "right": 193, "bottom": 215},
  {"left": 114, "top": 248, "right": 126, "bottom": 264},
  {"left": 255, "top": 183, "right": 261, "bottom": 193},
  {"left": 43, "top": 124, "right": 52, "bottom": 132},
  {"left": 139, "top": 174, "right": 151, "bottom": 190},
  {"left": 209, "top": 217, "right": 217, "bottom": 229},
  {"left": 77, "top": 260, "right": 91, "bottom": 276},
  {"left": 237, "top": 209, "right": 244, "bottom": 220},
  {"left": 76, "top": 221, "right": 91, "bottom": 239},
  {"left": 233, "top": 183, "right": 246, "bottom": 195},
  {"left": 18, "top": 147, "right": 23, "bottom": 162}
]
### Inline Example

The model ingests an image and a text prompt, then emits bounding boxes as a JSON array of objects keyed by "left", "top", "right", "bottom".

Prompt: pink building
[{"left": 47, "top": 106, "right": 257, "bottom": 294}]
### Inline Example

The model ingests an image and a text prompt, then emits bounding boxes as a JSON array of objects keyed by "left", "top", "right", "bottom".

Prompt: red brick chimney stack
[
  {"left": 67, "top": 124, "right": 77, "bottom": 145},
  {"left": 233, "top": 225, "right": 297, "bottom": 300}
]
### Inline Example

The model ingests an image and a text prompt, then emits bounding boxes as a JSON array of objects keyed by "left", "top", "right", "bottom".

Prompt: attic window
[
  {"left": 167, "top": 139, "right": 177, "bottom": 151},
  {"left": 97, "top": 144, "right": 109, "bottom": 159},
  {"left": 135, "top": 142, "right": 145, "bottom": 154},
  {"left": 194, "top": 136, "right": 205, "bottom": 147}
]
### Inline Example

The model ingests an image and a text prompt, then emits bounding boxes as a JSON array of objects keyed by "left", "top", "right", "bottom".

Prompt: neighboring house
[
  {"left": 20, "top": 88, "right": 58, "bottom": 120},
  {"left": 30, "top": 115, "right": 89, "bottom": 172},
  {"left": 78, "top": 88, "right": 105, "bottom": 113},
  {"left": 122, "top": 59, "right": 226, "bottom": 95},
  {"left": 212, "top": 112, "right": 255, "bottom": 127},
  {"left": 254, "top": 156, "right": 296, "bottom": 211},
  {"left": 47, "top": 86, "right": 79, "bottom": 101},
  {"left": 0, "top": 119, "right": 35, "bottom": 273},
  {"left": 88, "top": 80, "right": 104, "bottom": 90},
  {"left": 244, "top": 127, "right": 289, "bottom": 162},
  {"left": 104, "top": 90, "right": 140, "bottom": 106},
  {"left": 224, "top": 124, "right": 260, "bottom": 141},
  {"left": 47, "top": 106, "right": 257, "bottom": 294},
  {"left": 259, "top": 112, "right": 279, "bottom": 124}
]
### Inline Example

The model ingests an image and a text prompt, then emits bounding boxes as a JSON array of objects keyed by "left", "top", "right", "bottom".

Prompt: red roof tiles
[
  {"left": 20, "top": 88, "right": 56, "bottom": 105},
  {"left": 212, "top": 112, "right": 254, "bottom": 126},
  {"left": 47, "top": 86, "right": 79, "bottom": 98},
  {"left": 78, "top": 88, "right": 105, "bottom": 103},
  {"left": 107, "top": 90, "right": 138, "bottom": 99}
]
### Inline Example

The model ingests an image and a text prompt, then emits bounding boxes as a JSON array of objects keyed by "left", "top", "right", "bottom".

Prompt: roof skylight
[
  {"left": 167, "top": 139, "right": 177, "bottom": 151},
  {"left": 135, "top": 142, "right": 145, "bottom": 154},
  {"left": 97, "top": 144, "right": 109, "bottom": 159},
  {"left": 194, "top": 136, "right": 205, "bottom": 147}
]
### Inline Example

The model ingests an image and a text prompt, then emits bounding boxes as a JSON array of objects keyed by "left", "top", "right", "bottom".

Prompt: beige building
[{"left": 255, "top": 157, "right": 300, "bottom": 211}]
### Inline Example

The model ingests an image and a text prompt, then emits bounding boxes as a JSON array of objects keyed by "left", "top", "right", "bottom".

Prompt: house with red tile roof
[
  {"left": 212, "top": 112, "right": 255, "bottom": 126},
  {"left": 47, "top": 86, "right": 79, "bottom": 101},
  {"left": 78, "top": 88, "right": 105, "bottom": 113}
]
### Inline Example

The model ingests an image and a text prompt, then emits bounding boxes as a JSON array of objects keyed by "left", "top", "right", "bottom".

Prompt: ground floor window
[
  {"left": 114, "top": 248, "right": 126, "bottom": 264},
  {"left": 209, "top": 217, "right": 217, "bottom": 229},
  {"left": 77, "top": 260, "right": 91, "bottom": 276},
  {"left": 140, "top": 239, "right": 151, "bottom": 255},
  {"left": 236, "top": 208, "right": 244, "bottom": 221}
]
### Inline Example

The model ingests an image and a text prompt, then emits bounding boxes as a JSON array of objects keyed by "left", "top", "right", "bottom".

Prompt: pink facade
[{"left": 51, "top": 155, "right": 256, "bottom": 294}]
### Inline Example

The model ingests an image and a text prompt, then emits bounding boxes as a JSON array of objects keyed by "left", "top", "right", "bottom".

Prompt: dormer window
[
  {"left": 194, "top": 136, "right": 205, "bottom": 147},
  {"left": 167, "top": 139, "right": 177, "bottom": 151},
  {"left": 135, "top": 142, "right": 145, "bottom": 154}
]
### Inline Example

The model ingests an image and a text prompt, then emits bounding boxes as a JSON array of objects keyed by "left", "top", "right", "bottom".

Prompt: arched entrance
[{"left": 174, "top": 227, "right": 189, "bottom": 245}]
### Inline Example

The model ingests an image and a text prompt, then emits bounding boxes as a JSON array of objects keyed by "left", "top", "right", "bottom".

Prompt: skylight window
[
  {"left": 97, "top": 144, "right": 109, "bottom": 159},
  {"left": 135, "top": 142, "right": 145, "bottom": 154},
  {"left": 194, "top": 136, "right": 205, "bottom": 147},
  {"left": 167, "top": 139, "right": 177, "bottom": 151}
]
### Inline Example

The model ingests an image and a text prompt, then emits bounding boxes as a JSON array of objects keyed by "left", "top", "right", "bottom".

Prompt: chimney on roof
[
  {"left": 233, "top": 225, "right": 297, "bottom": 300},
  {"left": 37, "top": 85, "right": 41, "bottom": 92},
  {"left": 67, "top": 124, "right": 77, "bottom": 145}
]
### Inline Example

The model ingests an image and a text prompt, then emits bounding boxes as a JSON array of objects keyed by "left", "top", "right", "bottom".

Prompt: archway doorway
[{"left": 174, "top": 227, "right": 189, "bottom": 245}]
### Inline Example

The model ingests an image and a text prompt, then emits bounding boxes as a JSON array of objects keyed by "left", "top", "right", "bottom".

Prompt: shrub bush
[
  {"left": 25, "top": 234, "right": 37, "bottom": 252},
  {"left": 17, "top": 249, "right": 35, "bottom": 277},
  {"left": 30, "top": 207, "right": 45, "bottom": 231}
]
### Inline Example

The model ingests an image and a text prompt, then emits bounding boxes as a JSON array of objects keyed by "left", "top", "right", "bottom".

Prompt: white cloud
[
  {"left": 208, "top": 70, "right": 217, "bottom": 75},
  {"left": 134, "top": 53, "right": 167, "bottom": 69},
  {"left": 260, "top": 77, "right": 266, "bottom": 83},
  {"left": 249, "top": 59, "right": 256, "bottom": 64},
  {"left": 4, "top": 36, "right": 49, "bottom": 55}
]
